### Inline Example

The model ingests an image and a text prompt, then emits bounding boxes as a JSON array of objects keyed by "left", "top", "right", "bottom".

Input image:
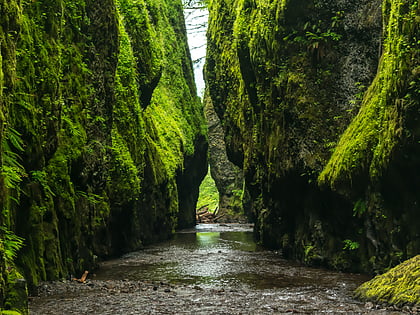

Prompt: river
[{"left": 29, "top": 224, "right": 405, "bottom": 314}]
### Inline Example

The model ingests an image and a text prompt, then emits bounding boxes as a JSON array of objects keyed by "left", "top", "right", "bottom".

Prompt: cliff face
[
  {"left": 0, "top": 0, "right": 207, "bottom": 305},
  {"left": 204, "top": 93, "right": 245, "bottom": 221},
  {"left": 206, "top": 0, "right": 419, "bottom": 273}
]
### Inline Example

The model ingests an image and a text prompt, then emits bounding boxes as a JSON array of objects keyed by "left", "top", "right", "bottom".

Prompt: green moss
[
  {"left": 319, "top": 0, "right": 419, "bottom": 188},
  {"left": 0, "top": 0, "right": 206, "bottom": 298},
  {"left": 3, "top": 268, "right": 28, "bottom": 315},
  {"left": 207, "top": 0, "right": 418, "bottom": 273},
  {"left": 111, "top": 0, "right": 206, "bottom": 239},
  {"left": 116, "top": 0, "right": 163, "bottom": 107},
  {"left": 355, "top": 255, "right": 420, "bottom": 306},
  {"left": 7, "top": 0, "right": 208, "bottom": 307},
  {"left": 108, "top": 130, "right": 142, "bottom": 205}
]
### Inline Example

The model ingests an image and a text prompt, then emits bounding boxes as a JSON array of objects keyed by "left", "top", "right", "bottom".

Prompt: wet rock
[
  {"left": 28, "top": 226, "right": 406, "bottom": 314},
  {"left": 365, "top": 302, "right": 374, "bottom": 309}
]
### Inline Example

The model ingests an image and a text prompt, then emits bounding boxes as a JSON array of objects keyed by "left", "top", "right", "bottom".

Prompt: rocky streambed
[{"left": 29, "top": 224, "right": 415, "bottom": 314}]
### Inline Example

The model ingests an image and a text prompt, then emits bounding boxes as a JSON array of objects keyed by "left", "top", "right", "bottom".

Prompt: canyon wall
[
  {"left": 0, "top": 0, "right": 207, "bottom": 310},
  {"left": 206, "top": 0, "right": 419, "bottom": 273}
]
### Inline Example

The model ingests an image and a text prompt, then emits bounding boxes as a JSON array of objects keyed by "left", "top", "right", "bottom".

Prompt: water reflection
[
  {"left": 31, "top": 224, "right": 392, "bottom": 315},
  {"left": 96, "top": 224, "right": 369, "bottom": 291},
  {"left": 196, "top": 232, "right": 220, "bottom": 248}
]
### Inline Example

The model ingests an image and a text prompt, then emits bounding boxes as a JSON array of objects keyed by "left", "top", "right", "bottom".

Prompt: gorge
[{"left": 1, "top": 0, "right": 419, "bottom": 313}]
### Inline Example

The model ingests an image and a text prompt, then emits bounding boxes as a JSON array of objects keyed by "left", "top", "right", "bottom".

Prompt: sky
[{"left": 184, "top": 6, "right": 208, "bottom": 96}]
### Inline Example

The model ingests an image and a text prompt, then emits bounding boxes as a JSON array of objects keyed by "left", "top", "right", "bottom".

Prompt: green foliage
[
  {"left": 343, "top": 239, "right": 360, "bottom": 251},
  {"left": 1, "top": 311, "right": 23, "bottom": 315},
  {"left": 304, "top": 244, "right": 315, "bottom": 263},
  {"left": 301, "top": 11, "right": 344, "bottom": 59},
  {"left": 352, "top": 199, "right": 367, "bottom": 217},
  {"left": 0, "top": 227, "right": 24, "bottom": 264},
  {"left": 30, "top": 171, "right": 55, "bottom": 197},
  {"left": 0, "top": 127, "right": 26, "bottom": 192},
  {"left": 183, "top": 0, "right": 208, "bottom": 8},
  {"left": 197, "top": 168, "right": 219, "bottom": 211},
  {"left": 303, "top": 244, "right": 322, "bottom": 264}
]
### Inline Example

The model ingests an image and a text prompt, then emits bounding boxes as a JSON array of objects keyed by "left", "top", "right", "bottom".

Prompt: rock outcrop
[
  {"left": 0, "top": 0, "right": 207, "bottom": 311},
  {"left": 204, "top": 93, "right": 246, "bottom": 222}
]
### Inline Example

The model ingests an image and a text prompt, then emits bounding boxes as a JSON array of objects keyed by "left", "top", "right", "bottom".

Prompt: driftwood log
[{"left": 196, "top": 206, "right": 224, "bottom": 223}]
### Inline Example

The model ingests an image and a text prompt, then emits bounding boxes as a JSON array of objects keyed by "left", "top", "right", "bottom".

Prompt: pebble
[
  {"left": 29, "top": 280, "right": 410, "bottom": 315},
  {"left": 365, "top": 302, "right": 374, "bottom": 309}
]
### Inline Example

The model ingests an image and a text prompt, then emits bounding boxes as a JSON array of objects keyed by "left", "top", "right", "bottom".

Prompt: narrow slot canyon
[{"left": 0, "top": 0, "right": 419, "bottom": 314}]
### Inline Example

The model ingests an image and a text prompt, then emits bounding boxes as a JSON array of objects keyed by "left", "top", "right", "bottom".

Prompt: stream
[{"left": 29, "top": 224, "right": 406, "bottom": 314}]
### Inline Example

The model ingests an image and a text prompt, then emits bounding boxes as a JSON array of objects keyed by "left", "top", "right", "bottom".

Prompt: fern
[
  {"left": 0, "top": 126, "right": 26, "bottom": 191},
  {"left": 0, "top": 226, "right": 25, "bottom": 263}
]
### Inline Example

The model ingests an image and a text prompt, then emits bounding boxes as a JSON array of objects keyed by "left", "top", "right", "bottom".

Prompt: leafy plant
[
  {"left": 1, "top": 127, "right": 26, "bottom": 192},
  {"left": 343, "top": 239, "right": 360, "bottom": 250},
  {"left": 353, "top": 199, "right": 367, "bottom": 217},
  {"left": 0, "top": 227, "right": 25, "bottom": 263},
  {"left": 31, "top": 170, "right": 55, "bottom": 197},
  {"left": 196, "top": 167, "right": 219, "bottom": 211}
]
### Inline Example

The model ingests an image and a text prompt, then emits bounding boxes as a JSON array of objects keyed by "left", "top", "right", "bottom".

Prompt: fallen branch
[
  {"left": 197, "top": 208, "right": 209, "bottom": 216},
  {"left": 213, "top": 207, "right": 219, "bottom": 217},
  {"left": 214, "top": 213, "right": 225, "bottom": 222},
  {"left": 196, "top": 208, "right": 224, "bottom": 223},
  {"left": 196, "top": 204, "right": 209, "bottom": 212}
]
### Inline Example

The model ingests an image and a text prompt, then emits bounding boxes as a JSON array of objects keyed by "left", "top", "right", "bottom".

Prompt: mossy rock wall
[
  {"left": 0, "top": 0, "right": 207, "bottom": 303},
  {"left": 205, "top": 0, "right": 419, "bottom": 273}
]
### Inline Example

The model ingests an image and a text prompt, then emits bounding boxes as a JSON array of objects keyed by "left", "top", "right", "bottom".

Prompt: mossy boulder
[{"left": 355, "top": 255, "right": 420, "bottom": 306}]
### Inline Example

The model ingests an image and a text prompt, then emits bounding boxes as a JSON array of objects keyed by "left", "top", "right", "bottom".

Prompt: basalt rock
[
  {"left": 0, "top": 0, "right": 207, "bottom": 310},
  {"left": 204, "top": 93, "right": 246, "bottom": 222},
  {"left": 205, "top": 0, "right": 419, "bottom": 273}
]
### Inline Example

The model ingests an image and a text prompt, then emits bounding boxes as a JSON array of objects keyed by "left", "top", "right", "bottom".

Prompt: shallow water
[
  {"left": 96, "top": 224, "right": 367, "bottom": 290},
  {"left": 29, "top": 224, "right": 406, "bottom": 314}
]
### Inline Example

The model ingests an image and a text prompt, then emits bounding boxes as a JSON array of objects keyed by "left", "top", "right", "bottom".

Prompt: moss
[
  {"left": 110, "top": 0, "right": 206, "bottom": 243},
  {"left": 3, "top": 268, "right": 27, "bottom": 315},
  {"left": 207, "top": 0, "right": 418, "bottom": 273},
  {"left": 1, "top": 0, "right": 206, "bottom": 300},
  {"left": 355, "top": 255, "right": 420, "bottom": 306},
  {"left": 0, "top": 241, "right": 5, "bottom": 309},
  {"left": 319, "top": 0, "right": 419, "bottom": 189},
  {"left": 116, "top": 0, "right": 163, "bottom": 108}
]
